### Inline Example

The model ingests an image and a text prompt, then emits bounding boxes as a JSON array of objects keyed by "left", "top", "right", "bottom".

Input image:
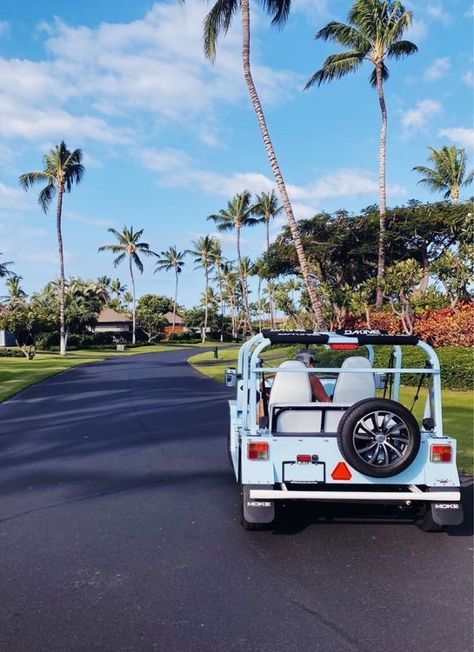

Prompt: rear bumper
[{"left": 249, "top": 489, "right": 461, "bottom": 502}]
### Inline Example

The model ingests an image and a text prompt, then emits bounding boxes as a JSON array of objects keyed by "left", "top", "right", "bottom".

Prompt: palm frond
[
  {"left": 386, "top": 40, "right": 417, "bottom": 59},
  {"left": 132, "top": 253, "right": 144, "bottom": 274},
  {"left": 257, "top": 0, "right": 291, "bottom": 27},
  {"left": 38, "top": 183, "right": 57, "bottom": 214},
  {"left": 18, "top": 171, "right": 51, "bottom": 190},
  {"left": 315, "top": 21, "right": 370, "bottom": 52},
  {"left": 369, "top": 61, "right": 389, "bottom": 87},
  {"left": 113, "top": 252, "right": 127, "bottom": 268},
  {"left": 204, "top": 0, "right": 238, "bottom": 61},
  {"left": 305, "top": 51, "right": 365, "bottom": 89}
]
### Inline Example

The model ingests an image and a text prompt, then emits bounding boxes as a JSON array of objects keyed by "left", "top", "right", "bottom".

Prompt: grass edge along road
[
  {"left": 0, "top": 342, "right": 226, "bottom": 404},
  {"left": 188, "top": 347, "right": 474, "bottom": 475}
]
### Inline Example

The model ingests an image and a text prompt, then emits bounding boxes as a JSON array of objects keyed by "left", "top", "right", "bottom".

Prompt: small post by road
[{"left": 214, "top": 346, "right": 218, "bottom": 359}]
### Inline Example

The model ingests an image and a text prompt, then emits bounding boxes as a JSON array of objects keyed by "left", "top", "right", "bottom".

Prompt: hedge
[
  {"left": 0, "top": 347, "right": 25, "bottom": 358},
  {"left": 310, "top": 345, "right": 472, "bottom": 392}
]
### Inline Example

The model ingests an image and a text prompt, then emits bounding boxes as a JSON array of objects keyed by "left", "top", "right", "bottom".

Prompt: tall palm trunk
[
  {"left": 375, "top": 63, "right": 388, "bottom": 311},
  {"left": 265, "top": 218, "right": 275, "bottom": 328},
  {"left": 203, "top": 267, "right": 209, "bottom": 343},
  {"left": 236, "top": 225, "right": 252, "bottom": 335},
  {"left": 129, "top": 255, "right": 136, "bottom": 344},
  {"left": 217, "top": 268, "right": 225, "bottom": 342},
  {"left": 240, "top": 0, "right": 325, "bottom": 330},
  {"left": 173, "top": 268, "right": 178, "bottom": 330},
  {"left": 56, "top": 184, "right": 67, "bottom": 356},
  {"left": 451, "top": 185, "right": 459, "bottom": 205}
]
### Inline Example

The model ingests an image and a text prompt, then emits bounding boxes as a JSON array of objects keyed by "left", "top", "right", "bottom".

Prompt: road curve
[{"left": 0, "top": 349, "right": 472, "bottom": 652}]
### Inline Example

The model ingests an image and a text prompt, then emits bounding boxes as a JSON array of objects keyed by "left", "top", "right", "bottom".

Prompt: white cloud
[
  {"left": 405, "top": 19, "right": 428, "bottom": 42},
  {"left": 462, "top": 70, "right": 474, "bottom": 86},
  {"left": 424, "top": 57, "right": 450, "bottom": 82},
  {"left": 438, "top": 127, "right": 474, "bottom": 151},
  {"left": 0, "top": 2, "right": 298, "bottom": 148},
  {"left": 426, "top": 4, "right": 452, "bottom": 24},
  {"left": 0, "top": 21, "right": 8, "bottom": 37},
  {"left": 0, "top": 182, "right": 35, "bottom": 213},
  {"left": 401, "top": 99, "right": 443, "bottom": 130},
  {"left": 139, "top": 147, "right": 406, "bottom": 208}
]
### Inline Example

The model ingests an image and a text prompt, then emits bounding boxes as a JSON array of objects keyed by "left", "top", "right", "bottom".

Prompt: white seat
[
  {"left": 268, "top": 361, "right": 312, "bottom": 431},
  {"left": 332, "top": 356, "right": 375, "bottom": 404}
]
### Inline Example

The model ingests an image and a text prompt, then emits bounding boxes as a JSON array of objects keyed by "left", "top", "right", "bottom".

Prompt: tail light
[
  {"left": 330, "top": 343, "right": 359, "bottom": 351},
  {"left": 248, "top": 441, "right": 269, "bottom": 461},
  {"left": 297, "top": 454, "right": 311, "bottom": 463},
  {"left": 430, "top": 444, "right": 452, "bottom": 463}
]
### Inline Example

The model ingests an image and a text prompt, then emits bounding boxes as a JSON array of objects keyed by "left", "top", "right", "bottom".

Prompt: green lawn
[
  {"left": 0, "top": 341, "right": 226, "bottom": 403},
  {"left": 188, "top": 348, "right": 474, "bottom": 474}
]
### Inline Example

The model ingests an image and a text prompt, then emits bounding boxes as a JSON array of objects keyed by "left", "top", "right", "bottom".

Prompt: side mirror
[{"left": 225, "top": 368, "right": 237, "bottom": 388}]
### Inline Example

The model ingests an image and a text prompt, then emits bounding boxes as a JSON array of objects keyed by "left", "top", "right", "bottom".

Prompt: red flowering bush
[{"left": 346, "top": 303, "right": 473, "bottom": 347}]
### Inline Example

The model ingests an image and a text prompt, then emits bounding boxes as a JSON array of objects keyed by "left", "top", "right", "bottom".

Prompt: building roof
[
  {"left": 163, "top": 311, "right": 184, "bottom": 325},
  {"left": 97, "top": 307, "right": 132, "bottom": 323}
]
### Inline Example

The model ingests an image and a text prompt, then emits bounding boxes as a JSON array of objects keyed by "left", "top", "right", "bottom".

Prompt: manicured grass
[
  {"left": 0, "top": 341, "right": 226, "bottom": 403},
  {"left": 188, "top": 348, "right": 474, "bottom": 474}
]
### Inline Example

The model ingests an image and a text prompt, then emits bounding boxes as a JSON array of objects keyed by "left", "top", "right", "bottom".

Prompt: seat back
[
  {"left": 332, "top": 356, "right": 375, "bottom": 404},
  {"left": 268, "top": 361, "right": 312, "bottom": 430}
]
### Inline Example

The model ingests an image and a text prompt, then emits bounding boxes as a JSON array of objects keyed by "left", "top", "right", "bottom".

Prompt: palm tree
[
  {"left": 413, "top": 146, "right": 474, "bottom": 205},
  {"left": 155, "top": 246, "right": 186, "bottom": 330},
  {"left": 98, "top": 226, "right": 156, "bottom": 343},
  {"left": 305, "top": 0, "right": 417, "bottom": 310},
  {"left": 0, "top": 254, "right": 14, "bottom": 279},
  {"left": 188, "top": 235, "right": 218, "bottom": 342},
  {"left": 1, "top": 276, "right": 27, "bottom": 306},
  {"left": 210, "top": 239, "right": 226, "bottom": 341},
  {"left": 19, "top": 141, "right": 85, "bottom": 355},
  {"left": 208, "top": 191, "right": 257, "bottom": 334},
  {"left": 204, "top": 0, "right": 326, "bottom": 328},
  {"left": 252, "top": 190, "right": 282, "bottom": 327},
  {"left": 222, "top": 262, "right": 239, "bottom": 339}
]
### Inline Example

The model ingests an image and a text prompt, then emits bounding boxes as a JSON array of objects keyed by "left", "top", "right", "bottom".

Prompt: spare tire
[{"left": 337, "top": 398, "right": 421, "bottom": 478}]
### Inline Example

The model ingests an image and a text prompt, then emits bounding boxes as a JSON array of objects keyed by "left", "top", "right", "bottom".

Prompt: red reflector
[
  {"left": 430, "top": 444, "right": 452, "bottom": 463},
  {"left": 331, "top": 462, "right": 352, "bottom": 480},
  {"left": 248, "top": 441, "right": 269, "bottom": 461},
  {"left": 297, "top": 454, "right": 311, "bottom": 463},
  {"left": 330, "top": 343, "right": 359, "bottom": 350}
]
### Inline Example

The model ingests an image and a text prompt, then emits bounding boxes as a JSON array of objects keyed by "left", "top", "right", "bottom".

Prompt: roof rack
[{"left": 261, "top": 329, "right": 419, "bottom": 346}]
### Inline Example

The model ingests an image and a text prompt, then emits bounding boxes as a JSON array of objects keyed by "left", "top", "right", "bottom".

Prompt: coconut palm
[
  {"left": 204, "top": 0, "right": 326, "bottom": 328},
  {"left": 155, "top": 246, "right": 187, "bottom": 331},
  {"left": 210, "top": 239, "right": 226, "bottom": 341},
  {"left": 222, "top": 262, "right": 239, "bottom": 339},
  {"left": 239, "top": 256, "right": 254, "bottom": 334},
  {"left": 19, "top": 141, "right": 85, "bottom": 354},
  {"left": 413, "top": 146, "right": 474, "bottom": 205},
  {"left": 0, "top": 254, "right": 14, "bottom": 279},
  {"left": 208, "top": 191, "right": 257, "bottom": 334},
  {"left": 306, "top": 0, "right": 417, "bottom": 310},
  {"left": 187, "top": 235, "right": 218, "bottom": 342},
  {"left": 98, "top": 226, "right": 156, "bottom": 343},
  {"left": 1, "top": 276, "right": 27, "bottom": 306},
  {"left": 252, "top": 190, "right": 282, "bottom": 327}
]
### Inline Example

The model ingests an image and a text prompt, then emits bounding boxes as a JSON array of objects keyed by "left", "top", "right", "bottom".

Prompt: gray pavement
[{"left": 0, "top": 349, "right": 472, "bottom": 652}]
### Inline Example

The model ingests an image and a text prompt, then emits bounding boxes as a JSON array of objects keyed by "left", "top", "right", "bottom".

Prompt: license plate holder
[{"left": 283, "top": 461, "right": 325, "bottom": 484}]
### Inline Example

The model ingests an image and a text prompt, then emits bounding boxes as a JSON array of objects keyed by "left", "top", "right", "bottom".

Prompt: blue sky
[{"left": 0, "top": 0, "right": 473, "bottom": 306}]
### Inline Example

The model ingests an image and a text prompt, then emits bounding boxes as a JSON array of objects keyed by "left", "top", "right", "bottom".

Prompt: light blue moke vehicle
[{"left": 225, "top": 329, "right": 463, "bottom": 532}]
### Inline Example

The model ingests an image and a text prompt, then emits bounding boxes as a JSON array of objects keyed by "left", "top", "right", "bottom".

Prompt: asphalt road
[{"left": 0, "top": 349, "right": 472, "bottom": 652}]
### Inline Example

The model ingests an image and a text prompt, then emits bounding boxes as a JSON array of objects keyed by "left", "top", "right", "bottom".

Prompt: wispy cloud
[
  {"left": 0, "top": 21, "right": 9, "bottom": 37},
  {"left": 424, "top": 57, "right": 450, "bottom": 82},
  {"left": 405, "top": 19, "right": 428, "bottom": 42},
  {"left": 438, "top": 127, "right": 474, "bottom": 151},
  {"left": 401, "top": 99, "right": 443, "bottom": 130},
  {"left": 139, "top": 147, "right": 406, "bottom": 208},
  {"left": 426, "top": 4, "right": 452, "bottom": 25}
]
